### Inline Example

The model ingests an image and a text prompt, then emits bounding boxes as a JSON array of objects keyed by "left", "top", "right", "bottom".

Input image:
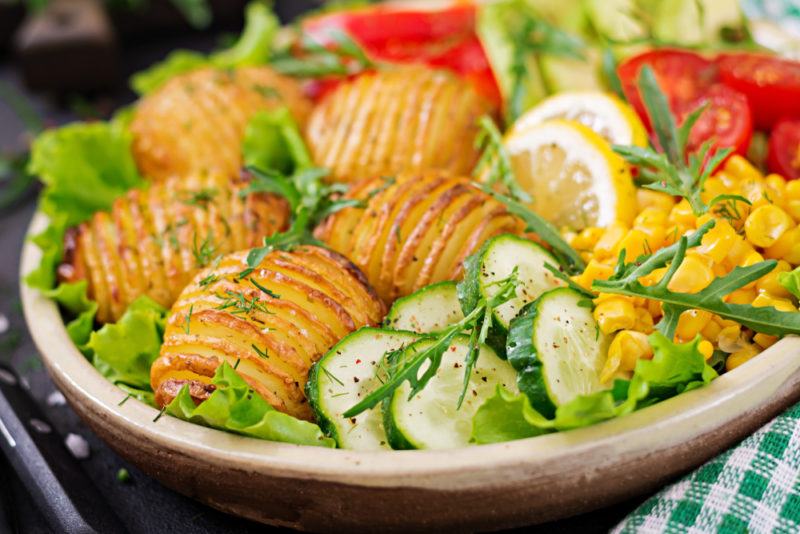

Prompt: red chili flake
[{"left": 356, "top": 359, "right": 362, "bottom": 364}]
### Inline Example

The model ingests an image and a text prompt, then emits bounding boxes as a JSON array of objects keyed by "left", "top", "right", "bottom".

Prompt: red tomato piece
[
  {"left": 717, "top": 53, "right": 800, "bottom": 130},
  {"left": 676, "top": 84, "right": 753, "bottom": 158},
  {"left": 302, "top": 2, "right": 501, "bottom": 108},
  {"left": 768, "top": 117, "right": 800, "bottom": 180},
  {"left": 617, "top": 48, "right": 717, "bottom": 130}
]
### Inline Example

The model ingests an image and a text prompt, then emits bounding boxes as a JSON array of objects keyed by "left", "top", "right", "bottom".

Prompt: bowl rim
[{"left": 19, "top": 211, "right": 800, "bottom": 488}]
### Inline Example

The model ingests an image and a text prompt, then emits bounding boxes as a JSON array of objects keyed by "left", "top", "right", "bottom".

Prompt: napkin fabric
[{"left": 614, "top": 403, "right": 800, "bottom": 534}]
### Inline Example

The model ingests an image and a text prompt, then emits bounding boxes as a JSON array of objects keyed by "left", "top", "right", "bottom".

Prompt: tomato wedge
[
  {"left": 676, "top": 84, "right": 753, "bottom": 158},
  {"left": 302, "top": 2, "right": 501, "bottom": 107},
  {"left": 717, "top": 53, "right": 800, "bottom": 130},
  {"left": 617, "top": 49, "right": 718, "bottom": 130},
  {"left": 768, "top": 117, "right": 800, "bottom": 180}
]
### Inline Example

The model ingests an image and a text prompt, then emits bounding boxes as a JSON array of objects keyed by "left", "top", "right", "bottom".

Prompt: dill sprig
[
  {"left": 271, "top": 30, "right": 376, "bottom": 78},
  {"left": 215, "top": 289, "right": 270, "bottom": 316},
  {"left": 191, "top": 231, "right": 219, "bottom": 268},
  {"left": 182, "top": 187, "right": 218, "bottom": 209},
  {"left": 473, "top": 115, "right": 531, "bottom": 203}
]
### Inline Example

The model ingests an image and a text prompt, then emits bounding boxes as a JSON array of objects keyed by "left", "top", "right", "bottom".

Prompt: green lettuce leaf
[
  {"left": 472, "top": 332, "right": 716, "bottom": 444},
  {"left": 242, "top": 107, "right": 313, "bottom": 175},
  {"left": 42, "top": 281, "right": 98, "bottom": 348},
  {"left": 166, "top": 362, "right": 336, "bottom": 448},
  {"left": 85, "top": 296, "right": 166, "bottom": 394},
  {"left": 131, "top": 2, "right": 279, "bottom": 95},
  {"left": 779, "top": 266, "right": 800, "bottom": 299}
]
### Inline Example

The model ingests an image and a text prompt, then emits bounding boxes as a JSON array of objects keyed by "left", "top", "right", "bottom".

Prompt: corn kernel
[
  {"left": 787, "top": 180, "right": 800, "bottom": 201},
  {"left": 726, "top": 344, "right": 760, "bottom": 371},
  {"left": 725, "top": 154, "right": 762, "bottom": 182},
  {"left": 764, "top": 227, "right": 800, "bottom": 265},
  {"left": 667, "top": 255, "right": 715, "bottom": 293},
  {"left": 726, "top": 287, "right": 757, "bottom": 304},
  {"left": 647, "top": 299, "right": 662, "bottom": 319},
  {"left": 752, "top": 294, "right": 798, "bottom": 312},
  {"left": 701, "top": 319, "right": 722, "bottom": 343},
  {"left": 698, "top": 218, "right": 737, "bottom": 263},
  {"left": 698, "top": 340, "right": 714, "bottom": 360},
  {"left": 716, "top": 170, "right": 739, "bottom": 189},
  {"left": 744, "top": 205, "right": 794, "bottom": 248},
  {"left": 593, "top": 297, "right": 636, "bottom": 335},
  {"left": 718, "top": 325, "right": 742, "bottom": 353},
  {"left": 594, "top": 222, "right": 629, "bottom": 260},
  {"left": 577, "top": 260, "right": 614, "bottom": 289},
  {"left": 724, "top": 237, "right": 755, "bottom": 270},
  {"left": 701, "top": 177, "right": 728, "bottom": 203},
  {"left": 605, "top": 331, "right": 653, "bottom": 380},
  {"left": 676, "top": 309, "right": 713, "bottom": 340},
  {"left": 753, "top": 333, "right": 778, "bottom": 349},
  {"left": 740, "top": 179, "right": 768, "bottom": 210},
  {"left": 669, "top": 199, "right": 696, "bottom": 227},
  {"left": 614, "top": 229, "right": 649, "bottom": 261},
  {"left": 571, "top": 227, "right": 605, "bottom": 251},
  {"left": 634, "top": 207, "right": 669, "bottom": 229},
  {"left": 765, "top": 174, "right": 786, "bottom": 202},
  {"left": 636, "top": 189, "right": 675, "bottom": 213},
  {"left": 756, "top": 260, "right": 792, "bottom": 297},
  {"left": 634, "top": 307, "right": 654, "bottom": 334},
  {"left": 786, "top": 200, "right": 800, "bottom": 223},
  {"left": 740, "top": 251, "right": 766, "bottom": 289}
]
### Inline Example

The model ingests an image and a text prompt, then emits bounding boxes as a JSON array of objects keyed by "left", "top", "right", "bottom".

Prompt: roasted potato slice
[
  {"left": 314, "top": 172, "right": 527, "bottom": 303},
  {"left": 305, "top": 65, "right": 497, "bottom": 183},
  {"left": 131, "top": 66, "right": 312, "bottom": 181},
  {"left": 151, "top": 246, "right": 385, "bottom": 420},
  {"left": 59, "top": 172, "right": 290, "bottom": 323}
]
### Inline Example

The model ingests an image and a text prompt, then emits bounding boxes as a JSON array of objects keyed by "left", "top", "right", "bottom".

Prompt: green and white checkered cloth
[{"left": 614, "top": 403, "right": 800, "bottom": 533}]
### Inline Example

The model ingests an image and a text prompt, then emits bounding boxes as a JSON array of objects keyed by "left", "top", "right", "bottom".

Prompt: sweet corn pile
[{"left": 568, "top": 155, "right": 800, "bottom": 381}]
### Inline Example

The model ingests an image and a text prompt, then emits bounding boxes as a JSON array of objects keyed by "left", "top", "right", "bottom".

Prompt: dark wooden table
[{"left": 0, "top": 6, "right": 653, "bottom": 532}]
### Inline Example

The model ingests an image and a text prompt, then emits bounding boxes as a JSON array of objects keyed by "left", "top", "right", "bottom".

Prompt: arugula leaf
[
  {"left": 474, "top": 183, "right": 585, "bottom": 273},
  {"left": 612, "top": 65, "right": 731, "bottom": 215},
  {"left": 472, "top": 332, "right": 715, "bottom": 444},
  {"left": 779, "top": 266, "right": 800, "bottom": 299},
  {"left": 131, "top": 2, "right": 279, "bottom": 95},
  {"left": 594, "top": 224, "right": 800, "bottom": 338},
  {"left": 167, "top": 362, "right": 335, "bottom": 447},
  {"left": 473, "top": 115, "right": 531, "bottom": 203},
  {"left": 343, "top": 270, "right": 521, "bottom": 418},
  {"left": 271, "top": 30, "right": 375, "bottom": 79},
  {"left": 86, "top": 297, "right": 166, "bottom": 394}
]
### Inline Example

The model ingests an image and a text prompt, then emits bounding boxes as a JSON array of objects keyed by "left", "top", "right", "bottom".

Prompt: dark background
[{"left": 0, "top": 2, "right": 648, "bottom": 532}]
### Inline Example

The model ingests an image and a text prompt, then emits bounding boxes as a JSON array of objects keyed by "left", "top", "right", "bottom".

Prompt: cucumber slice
[
  {"left": 307, "top": 328, "right": 418, "bottom": 450},
  {"left": 384, "top": 281, "right": 464, "bottom": 334},
  {"left": 384, "top": 336, "right": 518, "bottom": 450},
  {"left": 507, "top": 288, "right": 610, "bottom": 418},
  {"left": 459, "top": 234, "right": 564, "bottom": 347}
]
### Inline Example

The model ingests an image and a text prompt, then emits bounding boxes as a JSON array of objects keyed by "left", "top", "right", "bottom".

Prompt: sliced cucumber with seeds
[
  {"left": 507, "top": 287, "right": 610, "bottom": 418},
  {"left": 458, "top": 234, "right": 564, "bottom": 353},
  {"left": 307, "top": 328, "right": 418, "bottom": 450},
  {"left": 384, "top": 281, "right": 464, "bottom": 334},
  {"left": 383, "top": 336, "right": 518, "bottom": 450}
]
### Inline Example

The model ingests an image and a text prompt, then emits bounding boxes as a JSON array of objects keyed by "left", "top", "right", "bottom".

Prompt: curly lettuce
[
  {"left": 779, "top": 266, "right": 800, "bottom": 300},
  {"left": 472, "top": 333, "right": 717, "bottom": 444},
  {"left": 167, "top": 362, "right": 336, "bottom": 448},
  {"left": 131, "top": 2, "right": 280, "bottom": 95}
]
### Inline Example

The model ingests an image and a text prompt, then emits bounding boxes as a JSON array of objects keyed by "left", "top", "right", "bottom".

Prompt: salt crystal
[
  {"left": 0, "top": 369, "right": 16, "bottom": 386},
  {"left": 29, "top": 418, "right": 51, "bottom": 434},
  {"left": 0, "top": 314, "right": 8, "bottom": 334},
  {"left": 65, "top": 433, "right": 90, "bottom": 459},
  {"left": 47, "top": 391, "right": 66, "bottom": 406}
]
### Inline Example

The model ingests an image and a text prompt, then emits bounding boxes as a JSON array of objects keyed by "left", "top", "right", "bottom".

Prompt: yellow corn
[
  {"left": 634, "top": 207, "right": 669, "bottom": 229},
  {"left": 698, "top": 340, "right": 714, "bottom": 360},
  {"left": 675, "top": 309, "right": 713, "bottom": 340},
  {"left": 765, "top": 174, "right": 786, "bottom": 204},
  {"left": 700, "top": 319, "right": 722, "bottom": 343},
  {"left": 752, "top": 294, "right": 798, "bottom": 312},
  {"left": 744, "top": 204, "right": 794, "bottom": 248},
  {"left": 698, "top": 218, "right": 737, "bottom": 263},
  {"left": 667, "top": 255, "right": 714, "bottom": 293},
  {"left": 786, "top": 200, "right": 800, "bottom": 223},
  {"left": 634, "top": 307, "right": 655, "bottom": 334},
  {"left": 765, "top": 227, "right": 800, "bottom": 265},
  {"left": 669, "top": 199, "right": 696, "bottom": 227},
  {"left": 756, "top": 260, "right": 792, "bottom": 297},
  {"left": 718, "top": 325, "right": 743, "bottom": 352},
  {"left": 593, "top": 296, "right": 636, "bottom": 335},
  {"left": 740, "top": 250, "right": 765, "bottom": 289},
  {"left": 647, "top": 299, "right": 663, "bottom": 319},
  {"left": 753, "top": 333, "right": 778, "bottom": 349},
  {"left": 716, "top": 170, "right": 739, "bottom": 189},
  {"left": 601, "top": 330, "right": 653, "bottom": 383},
  {"left": 727, "top": 287, "right": 757, "bottom": 304},
  {"left": 725, "top": 155, "right": 762, "bottom": 182},
  {"left": 614, "top": 229, "right": 649, "bottom": 261},
  {"left": 571, "top": 227, "right": 605, "bottom": 251},
  {"left": 724, "top": 238, "right": 755, "bottom": 270},
  {"left": 787, "top": 180, "right": 800, "bottom": 201},
  {"left": 594, "top": 222, "right": 629, "bottom": 260},
  {"left": 740, "top": 179, "right": 768, "bottom": 210},
  {"left": 575, "top": 259, "right": 614, "bottom": 290},
  {"left": 636, "top": 189, "right": 675, "bottom": 213},
  {"left": 726, "top": 344, "right": 760, "bottom": 371},
  {"left": 701, "top": 177, "right": 728, "bottom": 203}
]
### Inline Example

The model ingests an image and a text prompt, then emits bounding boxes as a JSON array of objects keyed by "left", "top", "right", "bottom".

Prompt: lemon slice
[
  {"left": 511, "top": 92, "right": 648, "bottom": 147},
  {"left": 505, "top": 119, "right": 637, "bottom": 230}
]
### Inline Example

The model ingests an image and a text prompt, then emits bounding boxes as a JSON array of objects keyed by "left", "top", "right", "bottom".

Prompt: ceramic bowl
[{"left": 20, "top": 212, "right": 800, "bottom": 532}]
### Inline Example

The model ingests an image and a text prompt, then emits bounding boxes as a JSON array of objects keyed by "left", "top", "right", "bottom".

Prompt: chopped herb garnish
[
  {"left": 251, "top": 344, "right": 269, "bottom": 359},
  {"left": 152, "top": 407, "right": 167, "bottom": 422},
  {"left": 473, "top": 115, "right": 531, "bottom": 203},
  {"left": 182, "top": 187, "right": 218, "bottom": 209},
  {"left": 249, "top": 277, "right": 280, "bottom": 299},
  {"left": 320, "top": 365, "right": 344, "bottom": 387},
  {"left": 184, "top": 305, "right": 193, "bottom": 334},
  {"left": 215, "top": 289, "right": 270, "bottom": 316},
  {"left": 199, "top": 273, "right": 219, "bottom": 287},
  {"left": 191, "top": 231, "right": 219, "bottom": 268},
  {"left": 116, "top": 468, "right": 131, "bottom": 483},
  {"left": 271, "top": 30, "right": 376, "bottom": 78},
  {"left": 117, "top": 393, "right": 133, "bottom": 406}
]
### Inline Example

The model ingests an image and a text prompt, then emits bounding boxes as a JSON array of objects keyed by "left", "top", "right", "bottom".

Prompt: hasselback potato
[
  {"left": 151, "top": 246, "right": 385, "bottom": 420},
  {"left": 59, "top": 172, "right": 289, "bottom": 323},
  {"left": 305, "top": 65, "right": 497, "bottom": 183},
  {"left": 131, "top": 66, "right": 312, "bottom": 181},
  {"left": 314, "top": 172, "right": 527, "bottom": 303}
]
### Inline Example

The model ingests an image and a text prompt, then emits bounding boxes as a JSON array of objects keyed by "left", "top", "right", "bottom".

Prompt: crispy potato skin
[
  {"left": 305, "top": 65, "right": 497, "bottom": 183},
  {"left": 131, "top": 67, "right": 312, "bottom": 181},
  {"left": 314, "top": 172, "right": 527, "bottom": 304},
  {"left": 59, "top": 172, "right": 290, "bottom": 323},
  {"left": 151, "top": 246, "right": 385, "bottom": 420}
]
